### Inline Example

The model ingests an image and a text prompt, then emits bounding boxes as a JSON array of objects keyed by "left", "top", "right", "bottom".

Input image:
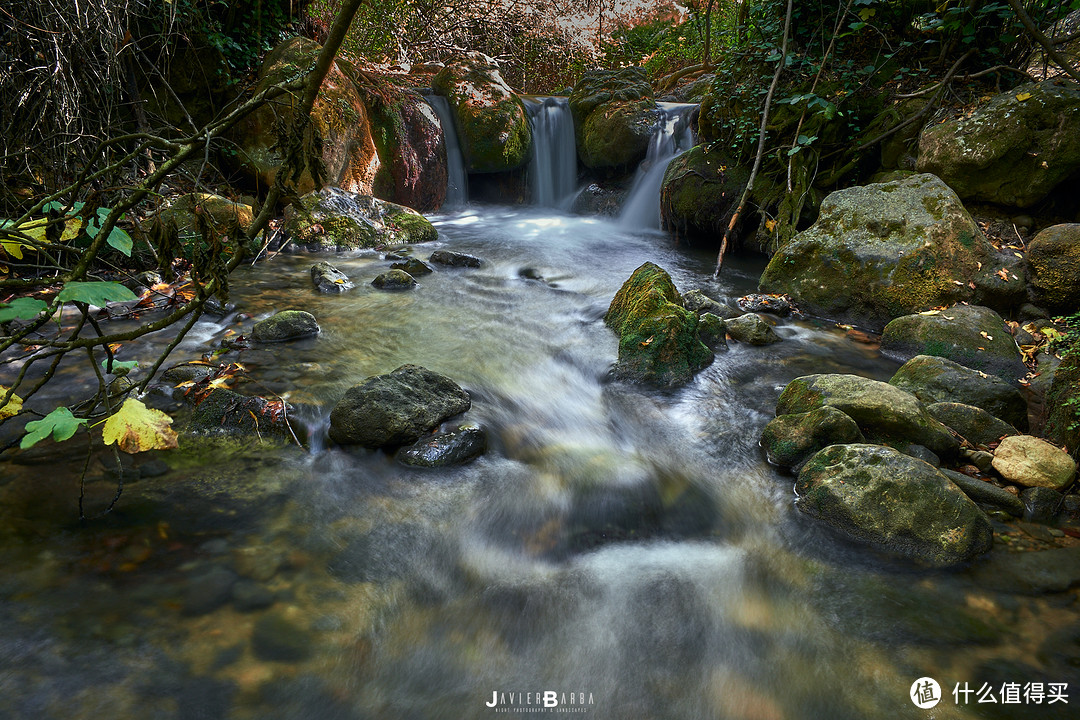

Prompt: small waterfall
[
  {"left": 618, "top": 103, "right": 697, "bottom": 230},
  {"left": 524, "top": 96, "right": 577, "bottom": 208},
  {"left": 426, "top": 95, "right": 469, "bottom": 209}
]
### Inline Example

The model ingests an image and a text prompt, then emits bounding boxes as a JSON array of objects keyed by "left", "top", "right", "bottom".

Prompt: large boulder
[
  {"left": 758, "top": 174, "right": 994, "bottom": 330},
  {"left": 282, "top": 187, "right": 437, "bottom": 250},
  {"left": 365, "top": 87, "right": 448, "bottom": 211},
  {"left": 889, "top": 355, "right": 1029, "bottom": 431},
  {"left": 228, "top": 37, "right": 380, "bottom": 195},
  {"left": 775, "top": 373, "right": 958, "bottom": 459},
  {"left": 917, "top": 78, "right": 1080, "bottom": 209},
  {"left": 1027, "top": 224, "right": 1080, "bottom": 313},
  {"left": 992, "top": 435, "right": 1077, "bottom": 490},
  {"left": 569, "top": 67, "right": 657, "bottom": 171},
  {"left": 926, "top": 402, "right": 1018, "bottom": 448},
  {"left": 328, "top": 365, "right": 471, "bottom": 448},
  {"left": 1044, "top": 352, "right": 1080, "bottom": 455},
  {"left": 759, "top": 406, "right": 864, "bottom": 470},
  {"left": 880, "top": 304, "right": 1026, "bottom": 383},
  {"left": 660, "top": 145, "right": 748, "bottom": 241},
  {"left": 796, "top": 444, "right": 993, "bottom": 567},
  {"left": 431, "top": 53, "right": 531, "bottom": 173},
  {"left": 604, "top": 262, "right": 713, "bottom": 388}
]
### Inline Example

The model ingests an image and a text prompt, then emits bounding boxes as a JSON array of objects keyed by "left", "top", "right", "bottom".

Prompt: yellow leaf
[
  {"left": 101, "top": 398, "right": 178, "bottom": 453},
  {"left": 1042, "top": 327, "right": 1064, "bottom": 342},
  {"left": 1015, "top": 92, "right": 1032, "bottom": 101},
  {"left": 0, "top": 386, "right": 23, "bottom": 419},
  {"left": 764, "top": 219, "right": 777, "bottom": 232}
]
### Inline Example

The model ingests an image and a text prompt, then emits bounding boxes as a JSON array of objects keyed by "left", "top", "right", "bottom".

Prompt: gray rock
[
  {"left": 725, "top": 313, "right": 780, "bottom": 345},
  {"left": 992, "top": 435, "right": 1077, "bottom": 490},
  {"left": 310, "top": 261, "right": 354, "bottom": 293},
  {"left": 760, "top": 406, "right": 864, "bottom": 470},
  {"left": 682, "top": 289, "right": 740, "bottom": 319},
  {"left": 927, "top": 402, "right": 1018, "bottom": 448},
  {"left": 390, "top": 257, "right": 434, "bottom": 276},
  {"left": 328, "top": 364, "right": 471, "bottom": 448},
  {"left": 282, "top": 187, "right": 437, "bottom": 249},
  {"left": 162, "top": 362, "right": 217, "bottom": 384},
  {"left": 737, "top": 293, "right": 795, "bottom": 316},
  {"left": 1021, "top": 486, "right": 1063, "bottom": 524},
  {"left": 396, "top": 425, "right": 487, "bottom": 467},
  {"left": 796, "top": 444, "right": 993, "bottom": 567},
  {"left": 429, "top": 249, "right": 483, "bottom": 267},
  {"left": 252, "top": 310, "right": 320, "bottom": 343},
  {"left": 890, "top": 355, "right": 1029, "bottom": 431},
  {"left": 182, "top": 566, "right": 237, "bottom": 616},
  {"left": 968, "top": 546, "right": 1080, "bottom": 594},
  {"left": 371, "top": 269, "right": 417, "bottom": 290},
  {"left": 696, "top": 313, "right": 727, "bottom": 350},
  {"left": 902, "top": 443, "right": 940, "bottom": 467},
  {"left": 251, "top": 610, "right": 313, "bottom": 662},
  {"left": 233, "top": 580, "right": 275, "bottom": 612},
  {"left": 941, "top": 468, "right": 1024, "bottom": 517}
]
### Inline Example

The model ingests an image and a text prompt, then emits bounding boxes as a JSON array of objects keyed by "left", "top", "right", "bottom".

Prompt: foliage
[
  {"left": 20, "top": 407, "right": 89, "bottom": 449},
  {"left": 101, "top": 398, "right": 179, "bottom": 453}
]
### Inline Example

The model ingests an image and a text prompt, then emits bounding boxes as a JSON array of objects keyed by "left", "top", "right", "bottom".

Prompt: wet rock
[
  {"left": 390, "top": 257, "right": 434, "bottom": 276},
  {"left": 138, "top": 458, "right": 171, "bottom": 478},
  {"left": 396, "top": 424, "right": 487, "bottom": 467},
  {"left": 760, "top": 406, "right": 864, "bottom": 470},
  {"left": 776, "top": 373, "right": 958, "bottom": 459},
  {"left": 371, "top": 269, "right": 417, "bottom": 290},
  {"left": 1021, "top": 486, "right": 1063, "bottom": 524},
  {"left": 122, "top": 270, "right": 163, "bottom": 293},
  {"left": 724, "top": 313, "right": 780, "bottom": 345},
  {"left": 367, "top": 88, "right": 448, "bottom": 211},
  {"left": 232, "top": 580, "right": 275, "bottom": 612},
  {"left": 283, "top": 187, "right": 437, "bottom": 250},
  {"left": 569, "top": 67, "right": 656, "bottom": 171},
  {"left": 252, "top": 310, "right": 320, "bottom": 343},
  {"left": 927, "top": 402, "right": 1018, "bottom": 448},
  {"left": 604, "top": 262, "right": 713, "bottom": 388},
  {"left": 182, "top": 566, "right": 238, "bottom": 616},
  {"left": 570, "top": 181, "right": 628, "bottom": 217},
  {"left": 328, "top": 364, "right": 471, "bottom": 448},
  {"left": 186, "top": 388, "right": 298, "bottom": 442},
  {"left": 660, "top": 144, "right": 747, "bottom": 241},
  {"left": 682, "top": 289, "right": 740, "bottom": 319},
  {"left": 796, "top": 444, "right": 992, "bottom": 567},
  {"left": 889, "top": 355, "right": 1029, "bottom": 431},
  {"left": 992, "top": 435, "right": 1077, "bottom": 490},
  {"left": 941, "top": 469, "right": 1024, "bottom": 517},
  {"left": 696, "top": 313, "right": 727, "bottom": 350},
  {"left": 758, "top": 173, "right": 996, "bottom": 330},
  {"left": 902, "top": 443, "right": 940, "bottom": 467},
  {"left": 972, "top": 248, "right": 1027, "bottom": 312},
  {"left": 162, "top": 362, "right": 217, "bottom": 384},
  {"left": 917, "top": 79, "right": 1080, "bottom": 209},
  {"left": 147, "top": 193, "right": 254, "bottom": 244},
  {"left": 429, "top": 249, "right": 482, "bottom": 267},
  {"left": 737, "top": 293, "right": 796, "bottom": 316},
  {"left": 880, "top": 304, "right": 1026, "bottom": 383},
  {"left": 1045, "top": 351, "right": 1080, "bottom": 454},
  {"left": 252, "top": 608, "right": 313, "bottom": 662},
  {"left": 969, "top": 545, "right": 1080, "bottom": 594},
  {"left": 310, "top": 261, "right": 354, "bottom": 293},
  {"left": 1027, "top": 223, "right": 1080, "bottom": 313},
  {"left": 233, "top": 546, "right": 285, "bottom": 581}
]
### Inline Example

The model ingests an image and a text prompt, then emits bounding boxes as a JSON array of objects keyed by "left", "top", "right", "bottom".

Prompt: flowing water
[
  {"left": 619, "top": 104, "right": 697, "bottom": 231},
  {"left": 524, "top": 97, "right": 577, "bottom": 209},
  {"left": 426, "top": 95, "right": 469, "bottom": 209},
  {"left": 1, "top": 208, "right": 1077, "bottom": 719}
]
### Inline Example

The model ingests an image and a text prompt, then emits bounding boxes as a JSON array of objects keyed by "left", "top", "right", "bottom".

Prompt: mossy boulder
[
  {"left": 760, "top": 406, "right": 864, "bottom": 470},
  {"left": 282, "top": 187, "right": 436, "bottom": 250},
  {"left": 604, "top": 262, "right": 713, "bottom": 388},
  {"left": 758, "top": 173, "right": 994, "bottom": 330},
  {"left": 252, "top": 310, "right": 320, "bottom": 343},
  {"left": 569, "top": 67, "right": 657, "bottom": 171},
  {"left": 880, "top": 304, "right": 1026, "bottom": 383},
  {"left": 660, "top": 145, "right": 749, "bottom": 241},
  {"left": 889, "top": 355, "right": 1029, "bottom": 431},
  {"left": 152, "top": 193, "right": 254, "bottom": 238},
  {"left": 186, "top": 388, "right": 298, "bottom": 442},
  {"left": 917, "top": 79, "right": 1080, "bottom": 209},
  {"left": 776, "top": 373, "right": 958, "bottom": 459},
  {"left": 1027, "top": 224, "right": 1080, "bottom": 313},
  {"left": 796, "top": 444, "right": 993, "bottom": 567},
  {"left": 724, "top": 313, "right": 780, "bottom": 345},
  {"left": 431, "top": 53, "right": 531, "bottom": 173},
  {"left": 228, "top": 37, "right": 380, "bottom": 195},
  {"left": 926, "top": 402, "right": 1018, "bottom": 448},
  {"left": 371, "top": 269, "right": 416, "bottom": 290},
  {"left": 365, "top": 87, "right": 447, "bottom": 211},
  {"left": 1044, "top": 352, "right": 1080, "bottom": 455}
]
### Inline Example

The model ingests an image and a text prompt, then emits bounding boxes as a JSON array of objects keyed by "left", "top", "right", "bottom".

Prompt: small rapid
[
  {"left": 427, "top": 94, "right": 469, "bottom": 208},
  {"left": 619, "top": 103, "right": 697, "bottom": 230}
]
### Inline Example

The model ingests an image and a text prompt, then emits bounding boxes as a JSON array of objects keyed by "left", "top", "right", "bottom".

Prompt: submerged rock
[
  {"left": 604, "top": 262, "right": 713, "bottom": 388},
  {"left": 682, "top": 289, "right": 740, "bottom": 319},
  {"left": 396, "top": 424, "right": 487, "bottom": 467},
  {"left": 186, "top": 388, "right": 298, "bottom": 443},
  {"left": 390, "top": 257, "right": 434, "bottom": 276},
  {"left": 328, "top": 364, "right": 471, "bottom": 448},
  {"left": 310, "top": 261, "right": 354, "bottom": 293},
  {"left": 889, "top": 355, "right": 1028, "bottom": 431},
  {"left": 992, "top": 435, "right": 1077, "bottom": 490},
  {"left": 252, "top": 310, "right": 320, "bottom": 343},
  {"left": 796, "top": 443, "right": 993, "bottom": 567}
]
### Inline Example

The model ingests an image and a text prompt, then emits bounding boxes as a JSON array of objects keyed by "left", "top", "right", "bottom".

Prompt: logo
[
  {"left": 485, "top": 690, "right": 595, "bottom": 713},
  {"left": 911, "top": 677, "right": 942, "bottom": 709}
]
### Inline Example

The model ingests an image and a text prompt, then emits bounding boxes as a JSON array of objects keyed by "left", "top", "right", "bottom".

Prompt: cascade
[
  {"left": 618, "top": 102, "right": 697, "bottom": 230},
  {"left": 524, "top": 96, "right": 577, "bottom": 208},
  {"left": 426, "top": 94, "right": 469, "bottom": 209}
]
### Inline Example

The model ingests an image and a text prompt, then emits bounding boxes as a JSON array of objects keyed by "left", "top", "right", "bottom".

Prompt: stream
[{"left": 1, "top": 206, "right": 1077, "bottom": 719}]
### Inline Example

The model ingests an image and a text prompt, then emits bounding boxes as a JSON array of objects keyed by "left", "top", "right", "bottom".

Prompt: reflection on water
[{"left": 0, "top": 208, "right": 1075, "bottom": 719}]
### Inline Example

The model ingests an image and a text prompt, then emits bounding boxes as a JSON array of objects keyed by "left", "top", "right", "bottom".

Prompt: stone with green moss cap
[
  {"left": 569, "top": 67, "right": 657, "bottom": 171},
  {"left": 605, "top": 262, "right": 713, "bottom": 388},
  {"left": 889, "top": 354, "right": 1028, "bottom": 431},
  {"left": 1027, "top": 224, "right": 1080, "bottom": 313},
  {"left": 660, "top": 145, "right": 749, "bottom": 241},
  {"left": 758, "top": 173, "right": 994, "bottom": 330},
  {"left": 283, "top": 187, "right": 436, "bottom": 250},
  {"left": 760, "top": 406, "right": 864, "bottom": 470},
  {"left": 252, "top": 310, "right": 320, "bottom": 343},
  {"left": 796, "top": 443, "right": 993, "bottom": 567}
]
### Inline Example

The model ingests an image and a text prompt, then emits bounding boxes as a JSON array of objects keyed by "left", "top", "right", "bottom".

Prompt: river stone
[
  {"left": 917, "top": 79, "right": 1080, "bottom": 209},
  {"left": 252, "top": 310, "right": 320, "bottom": 343},
  {"left": 696, "top": 313, "right": 727, "bottom": 350},
  {"left": 390, "top": 257, "right": 434, "bottom": 276},
  {"left": 328, "top": 364, "right": 471, "bottom": 448},
  {"left": 371, "top": 269, "right": 417, "bottom": 290},
  {"left": 889, "top": 355, "right": 1029, "bottom": 431},
  {"left": 940, "top": 468, "right": 1024, "bottom": 517},
  {"left": 1027, "top": 224, "right": 1080, "bottom": 313},
  {"left": 429, "top": 249, "right": 483, "bottom": 267},
  {"left": 760, "top": 406, "right": 864, "bottom": 470},
  {"left": 796, "top": 444, "right": 993, "bottom": 567},
  {"left": 310, "top": 261, "right": 353, "bottom": 293},
  {"left": 724, "top": 313, "right": 780, "bottom": 345},
  {"left": 186, "top": 388, "right": 298, "bottom": 442},
  {"left": 682, "top": 289, "right": 740, "bottom": 319},
  {"left": 926, "top": 402, "right": 1018, "bottom": 448},
  {"left": 232, "top": 580, "right": 275, "bottom": 612},
  {"left": 992, "top": 435, "right": 1077, "bottom": 490},
  {"left": 431, "top": 52, "right": 531, "bottom": 173},
  {"left": 569, "top": 67, "right": 656, "bottom": 171},
  {"left": 396, "top": 424, "right": 487, "bottom": 467},
  {"left": 880, "top": 305, "right": 1026, "bottom": 383},
  {"left": 758, "top": 173, "right": 994, "bottom": 330},
  {"left": 660, "top": 144, "right": 748, "bottom": 240},
  {"left": 182, "top": 566, "right": 238, "bottom": 616},
  {"left": 776, "top": 373, "right": 958, "bottom": 459},
  {"left": 283, "top": 187, "right": 437, "bottom": 250},
  {"left": 1021, "top": 486, "right": 1063, "bottom": 524},
  {"left": 604, "top": 262, "right": 713, "bottom": 388},
  {"left": 968, "top": 546, "right": 1080, "bottom": 594},
  {"left": 252, "top": 608, "right": 313, "bottom": 662}
]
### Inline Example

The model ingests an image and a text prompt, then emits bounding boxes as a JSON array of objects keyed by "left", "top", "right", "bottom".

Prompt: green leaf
[
  {"left": 105, "top": 227, "right": 133, "bottom": 256},
  {"left": 57, "top": 281, "right": 137, "bottom": 306},
  {"left": 0, "top": 297, "right": 48, "bottom": 322},
  {"left": 102, "top": 358, "right": 139, "bottom": 374},
  {"left": 20, "top": 407, "right": 88, "bottom": 449},
  {"left": 787, "top": 146, "right": 802, "bottom": 156}
]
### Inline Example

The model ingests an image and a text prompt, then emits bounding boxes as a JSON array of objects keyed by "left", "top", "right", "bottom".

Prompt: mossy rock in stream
[
  {"left": 604, "top": 262, "right": 713, "bottom": 388},
  {"left": 760, "top": 406, "right": 864, "bottom": 470},
  {"left": 569, "top": 67, "right": 657, "bottom": 171},
  {"left": 282, "top": 187, "right": 436, "bottom": 250},
  {"left": 660, "top": 145, "right": 749, "bottom": 242},
  {"left": 364, "top": 86, "right": 448, "bottom": 212}
]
